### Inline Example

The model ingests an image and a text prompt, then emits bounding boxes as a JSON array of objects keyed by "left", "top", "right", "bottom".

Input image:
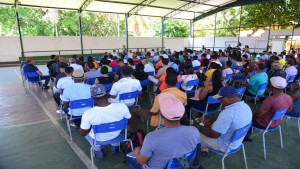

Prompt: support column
[
  {"left": 189, "top": 20, "right": 192, "bottom": 38},
  {"left": 125, "top": 14, "right": 129, "bottom": 53},
  {"left": 291, "top": 0, "right": 299, "bottom": 51},
  {"left": 237, "top": 6, "right": 243, "bottom": 45},
  {"left": 161, "top": 18, "right": 164, "bottom": 52},
  {"left": 213, "top": 13, "right": 217, "bottom": 52},
  {"left": 14, "top": 4, "right": 25, "bottom": 60},
  {"left": 192, "top": 13, "right": 195, "bottom": 51},
  {"left": 78, "top": 11, "right": 84, "bottom": 55}
]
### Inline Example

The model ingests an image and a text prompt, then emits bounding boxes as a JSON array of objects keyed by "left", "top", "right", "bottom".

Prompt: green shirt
[
  {"left": 148, "top": 62, "right": 154, "bottom": 67},
  {"left": 179, "top": 55, "right": 183, "bottom": 62},
  {"left": 248, "top": 72, "right": 268, "bottom": 95},
  {"left": 101, "top": 65, "right": 112, "bottom": 72}
]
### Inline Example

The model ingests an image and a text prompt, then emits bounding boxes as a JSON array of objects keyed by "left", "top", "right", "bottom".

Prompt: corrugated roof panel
[
  {"left": 205, "top": 0, "right": 236, "bottom": 6},
  {"left": 0, "top": 0, "right": 14, "bottom": 4},
  {"left": 138, "top": 7, "right": 172, "bottom": 17},
  {"left": 189, "top": 4, "right": 215, "bottom": 13},
  {"left": 86, "top": 1, "right": 135, "bottom": 13},
  {"left": 172, "top": 11, "right": 194, "bottom": 20},
  {"left": 150, "top": 0, "right": 187, "bottom": 9},
  {"left": 105, "top": 0, "right": 143, "bottom": 3},
  {"left": 19, "top": 0, "right": 84, "bottom": 9}
]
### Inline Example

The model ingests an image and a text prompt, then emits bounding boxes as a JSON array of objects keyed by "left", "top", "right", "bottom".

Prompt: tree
[{"left": 152, "top": 18, "right": 189, "bottom": 37}]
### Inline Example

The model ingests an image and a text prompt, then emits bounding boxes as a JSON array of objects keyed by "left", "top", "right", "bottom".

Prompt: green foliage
[{"left": 152, "top": 18, "right": 189, "bottom": 37}]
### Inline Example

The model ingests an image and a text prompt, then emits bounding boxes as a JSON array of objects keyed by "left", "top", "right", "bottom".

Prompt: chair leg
[
  {"left": 189, "top": 109, "right": 192, "bottom": 126},
  {"left": 241, "top": 144, "right": 248, "bottom": 169},
  {"left": 67, "top": 119, "right": 73, "bottom": 141},
  {"left": 298, "top": 119, "right": 300, "bottom": 136},
  {"left": 262, "top": 132, "right": 267, "bottom": 160},
  {"left": 90, "top": 147, "right": 95, "bottom": 169},
  {"left": 279, "top": 126, "right": 283, "bottom": 148},
  {"left": 221, "top": 155, "right": 227, "bottom": 169}
]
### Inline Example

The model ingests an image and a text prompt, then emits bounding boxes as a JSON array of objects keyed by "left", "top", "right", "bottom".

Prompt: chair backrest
[
  {"left": 107, "top": 72, "right": 114, "bottom": 76},
  {"left": 112, "top": 66, "right": 120, "bottom": 71},
  {"left": 186, "top": 79, "right": 199, "bottom": 88},
  {"left": 230, "top": 122, "right": 253, "bottom": 143},
  {"left": 103, "top": 83, "right": 113, "bottom": 91},
  {"left": 236, "top": 87, "right": 246, "bottom": 97},
  {"left": 166, "top": 148, "right": 197, "bottom": 169},
  {"left": 93, "top": 118, "right": 128, "bottom": 134},
  {"left": 140, "top": 79, "right": 149, "bottom": 87},
  {"left": 258, "top": 83, "right": 268, "bottom": 91},
  {"left": 95, "top": 57, "right": 101, "bottom": 60},
  {"left": 264, "top": 68, "right": 268, "bottom": 73},
  {"left": 207, "top": 96, "right": 221, "bottom": 104},
  {"left": 119, "top": 91, "right": 139, "bottom": 101},
  {"left": 194, "top": 66, "right": 200, "bottom": 71},
  {"left": 26, "top": 72, "right": 40, "bottom": 78},
  {"left": 236, "top": 66, "right": 243, "bottom": 71},
  {"left": 61, "top": 89, "right": 64, "bottom": 95},
  {"left": 288, "top": 75, "right": 296, "bottom": 83},
  {"left": 147, "top": 71, "right": 155, "bottom": 76},
  {"left": 225, "top": 74, "right": 233, "bottom": 80},
  {"left": 253, "top": 70, "right": 257, "bottom": 74},
  {"left": 69, "top": 98, "right": 94, "bottom": 110},
  {"left": 176, "top": 82, "right": 181, "bottom": 89},
  {"left": 26, "top": 72, "right": 41, "bottom": 82},
  {"left": 159, "top": 66, "right": 163, "bottom": 69},
  {"left": 87, "top": 78, "right": 96, "bottom": 85},
  {"left": 271, "top": 108, "right": 288, "bottom": 121}
]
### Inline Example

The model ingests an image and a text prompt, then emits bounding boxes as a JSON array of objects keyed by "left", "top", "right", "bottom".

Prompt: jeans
[
  {"left": 63, "top": 108, "right": 82, "bottom": 127},
  {"left": 53, "top": 92, "right": 61, "bottom": 106},
  {"left": 40, "top": 75, "right": 50, "bottom": 88},
  {"left": 85, "top": 134, "right": 119, "bottom": 151}
]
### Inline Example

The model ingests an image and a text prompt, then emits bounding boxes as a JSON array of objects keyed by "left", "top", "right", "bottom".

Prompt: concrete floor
[{"left": 0, "top": 66, "right": 299, "bottom": 169}]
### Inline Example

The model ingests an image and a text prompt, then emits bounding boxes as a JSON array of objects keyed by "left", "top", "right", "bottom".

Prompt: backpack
[{"left": 123, "top": 129, "right": 146, "bottom": 155}]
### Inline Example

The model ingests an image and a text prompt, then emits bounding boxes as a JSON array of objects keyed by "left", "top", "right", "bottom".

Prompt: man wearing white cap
[
  {"left": 244, "top": 76, "right": 293, "bottom": 141},
  {"left": 131, "top": 93, "right": 201, "bottom": 168}
]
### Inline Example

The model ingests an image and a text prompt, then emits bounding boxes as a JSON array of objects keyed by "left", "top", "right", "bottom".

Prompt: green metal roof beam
[
  {"left": 179, "top": 0, "right": 220, "bottom": 7},
  {"left": 79, "top": 0, "right": 94, "bottom": 12},
  {"left": 193, "top": 0, "right": 274, "bottom": 22},
  {"left": 128, "top": 0, "right": 156, "bottom": 16},
  {"left": 165, "top": 1, "right": 203, "bottom": 18}
]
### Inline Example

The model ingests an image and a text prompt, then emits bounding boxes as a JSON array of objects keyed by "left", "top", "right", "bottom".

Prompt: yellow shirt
[
  {"left": 278, "top": 59, "right": 285, "bottom": 69},
  {"left": 204, "top": 69, "right": 216, "bottom": 86},
  {"left": 150, "top": 87, "right": 187, "bottom": 126}
]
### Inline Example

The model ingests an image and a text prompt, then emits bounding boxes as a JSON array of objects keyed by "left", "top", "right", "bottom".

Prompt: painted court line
[
  {"left": 14, "top": 69, "right": 97, "bottom": 169},
  {"left": 1, "top": 119, "right": 50, "bottom": 129}
]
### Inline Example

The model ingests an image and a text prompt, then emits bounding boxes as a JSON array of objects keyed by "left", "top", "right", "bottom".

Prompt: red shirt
[
  {"left": 108, "top": 60, "right": 118, "bottom": 67},
  {"left": 159, "top": 75, "right": 181, "bottom": 91},
  {"left": 133, "top": 58, "right": 141, "bottom": 65}
]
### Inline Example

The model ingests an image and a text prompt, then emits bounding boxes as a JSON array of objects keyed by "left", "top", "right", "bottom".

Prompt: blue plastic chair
[
  {"left": 94, "top": 57, "right": 101, "bottom": 61},
  {"left": 176, "top": 81, "right": 181, "bottom": 89},
  {"left": 147, "top": 71, "right": 155, "bottom": 76},
  {"left": 67, "top": 98, "right": 94, "bottom": 141},
  {"left": 87, "top": 78, "right": 96, "bottom": 85},
  {"left": 190, "top": 96, "right": 221, "bottom": 121},
  {"left": 208, "top": 122, "right": 252, "bottom": 169},
  {"left": 236, "top": 66, "right": 243, "bottom": 71},
  {"left": 185, "top": 79, "right": 199, "bottom": 94},
  {"left": 264, "top": 68, "right": 268, "bottom": 73},
  {"left": 284, "top": 113, "right": 300, "bottom": 137},
  {"left": 107, "top": 72, "right": 114, "bottom": 77},
  {"left": 111, "top": 66, "right": 120, "bottom": 71},
  {"left": 224, "top": 73, "right": 233, "bottom": 85},
  {"left": 25, "top": 72, "right": 42, "bottom": 91},
  {"left": 244, "top": 83, "right": 268, "bottom": 105},
  {"left": 119, "top": 91, "right": 140, "bottom": 109},
  {"left": 166, "top": 148, "right": 197, "bottom": 169},
  {"left": 251, "top": 108, "right": 288, "bottom": 159},
  {"left": 103, "top": 83, "right": 113, "bottom": 91},
  {"left": 159, "top": 66, "right": 163, "bottom": 69},
  {"left": 194, "top": 66, "right": 200, "bottom": 72},
  {"left": 236, "top": 87, "right": 246, "bottom": 100},
  {"left": 90, "top": 118, "right": 133, "bottom": 169},
  {"left": 285, "top": 75, "right": 296, "bottom": 93}
]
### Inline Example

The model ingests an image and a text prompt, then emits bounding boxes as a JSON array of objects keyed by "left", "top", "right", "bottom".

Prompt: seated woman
[
  {"left": 95, "top": 66, "right": 114, "bottom": 84},
  {"left": 185, "top": 70, "right": 223, "bottom": 120},
  {"left": 180, "top": 65, "right": 198, "bottom": 91},
  {"left": 158, "top": 67, "right": 181, "bottom": 92},
  {"left": 127, "top": 58, "right": 136, "bottom": 69},
  {"left": 234, "top": 55, "right": 244, "bottom": 73},
  {"left": 132, "top": 63, "right": 149, "bottom": 91},
  {"left": 84, "top": 56, "right": 99, "bottom": 72}
]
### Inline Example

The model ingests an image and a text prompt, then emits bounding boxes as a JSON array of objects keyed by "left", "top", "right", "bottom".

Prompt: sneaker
[
  {"left": 243, "top": 136, "right": 253, "bottom": 142},
  {"left": 111, "top": 146, "right": 119, "bottom": 154},
  {"left": 95, "top": 150, "right": 104, "bottom": 158},
  {"left": 56, "top": 110, "right": 63, "bottom": 114},
  {"left": 70, "top": 122, "right": 77, "bottom": 128},
  {"left": 43, "top": 86, "right": 50, "bottom": 89}
]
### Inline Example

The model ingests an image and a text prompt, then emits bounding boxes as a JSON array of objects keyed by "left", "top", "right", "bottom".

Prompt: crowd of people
[{"left": 21, "top": 44, "right": 300, "bottom": 168}]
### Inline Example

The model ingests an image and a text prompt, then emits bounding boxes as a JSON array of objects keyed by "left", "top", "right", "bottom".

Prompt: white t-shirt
[
  {"left": 128, "top": 53, "right": 133, "bottom": 58},
  {"left": 111, "top": 52, "right": 119, "bottom": 58},
  {"left": 162, "top": 54, "right": 169, "bottom": 59},
  {"left": 153, "top": 56, "right": 159, "bottom": 62},
  {"left": 70, "top": 64, "right": 84, "bottom": 73},
  {"left": 150, "top": 51, "right": 155, "bottom": 57},
  {"left": 206, "top": 54, "right": 211, "bottom": 60},
  {"left": 192, "top": 60, "right": 201, "bottom": 67},
  {"left": 144, "top": 64, "right": 155, "bottom": 73},
  {"left": 81, "top": 103, "right": 131, "bottom": 141},
  {"left": 57, "top": 76, "right": 74, "bottom": 90},
  {"left": 110, "top": 77, "right": 142, "bottom": 104}
]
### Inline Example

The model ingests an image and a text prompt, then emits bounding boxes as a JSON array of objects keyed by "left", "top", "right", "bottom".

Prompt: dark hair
[
  {"left": 212, "top": 70, "right": 223, "bottom": 92},
  {"left": 121, "top": 66, "right": 132, "bottom": 76},
  {"left": 193, "top": 55, "right": 198, "bottom": 60},
  {"left": 236, "top": 55, "right": 242, "bottom": 62},
  {"left": 72, "top": 55, "right": 77, "bottom": 59},
  {"left": 121, "top": 54, "right": 125, "bottom": 59},
  {"left": 165, "top": 74, "right": 177, "bottom": 86},
  {"left": 211, "top": 55, "right": 218, "bottom": 60},
  {"left": 169, "top": 57, "right": 175, "bottom": 62},
  {"left": 103, "top": 55, "right": 108, "bottom": 59},
  {"left": 270, "top": 56, "right": 279, "bottom": 61},
  {"left": 159, "top": 56, "right": 164, "bottom": 60},
  {"left": 166, "top": 67, "right": 176, "bottom": 75},
  {"left": 201, "top": 58, "right": 209, "bottom": 68},
  {"left": 242, "top": 54, "right": 248, "bottom": 59},
  {"left": 117, "top": 59, "right": 124, "bottom": 64},
  {"left": 50, "top": 55, "right": 56, "bottom": 59},
  {"left": 79, "top": 56, "right": 84, "bottom": 61},
  {"left": 225, "top": 61, "right": 232, "bottom": 67},
  {"left": 185, "top": 65, "right": 194, "bottom": 74},
  {"left": 286, "top": 59, "right": 294, "bottom": 66},
  {"left": 185, "top": 59, "right": 193, "bottom": 67},
  {"left": 201, "top": 53, "right": 207, "bottom": 58},
  {"left": 59, "top": 64, "right": 66, "bottom": 69},
  {"left": 162, "top": 58, "right": 169, "bottom": 65},
  {"left": 210, "top": 62, "right": 219, "bottom": 69},
  {"left": 88, "top": 62, "right": 95, "bottom": 69},
  {"left": 88, "top": 56, "right": 94, "bottom": 62},
  {"left": 258, "top": 63, "right": 266, "bottom": 70},
  {"left": 127, "top": 58, "right": 134, "bottom": 65},
  {"left": 136, "top": 63, "right": 145, "bottom": 73},
  {"left": 65, "top": 66, "right": 74, "bottom": 74},
  {"left": 100, "top": 66, "right": 108, "bottom": 74}
]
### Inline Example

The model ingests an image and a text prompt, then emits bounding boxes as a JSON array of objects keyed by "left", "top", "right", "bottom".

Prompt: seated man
[
  {"left": 149, "top": 58, "right": 170, "bottom": 92},
  {"left": 285, "top": 59, "right": 297, "bottom": 81},
  {"left": 192, "top": 55, "right": 201, "bottom": 67},
  {"left": 84, "top": 62, "right": 102, "bottom": 83},
  {"left": 244, "top": 77, "right": 293, "bottom": 141},
  {"left": 55, "top": 57, "right": 69, "bottom": 75},
  {"left": 61, "top": 70, "right": 91, "bottom": 128},
  {"left": 242, "top": 63, "right": 268, "bottom": 98},
  {"left": 109, "top": 66, "right": 142, "bottom": 106},
  {"left": 53, "top": 67, "right": 74, "bottom": 107},
  {"left": 142, "top": 59, "right": 155, "bottom": 73},
  {"left": 69, "top": 58, "right": 84, "bottom": 73},
  {"left": 114, "top": 59, "right": 126, "bottom": 81},
  {"left": 155, "top": 56, "right": 164, "bottom": 73},
  {"left": 130, "top": 93, "right": 200, "bottom": 168},
  {"left": 80, "top": 84, "right": 131, "bottom": 158},
  {"left": 23, "top": 57, "right": 50, "bottom": 89},
  {"left": 196, "top": 86, "right": 252, "bottom": 153},
  {"left": 269, "top": 61, "right": 286, "bottom": 79},
  {"left": 54, "top": 65, "right": 66, "bottom": 88},
  {"left": 285, "top": 83, "right": 300, "bottom": 118},
  {"left": 222, "top": 61, "right": 233, "bottom": 84},
  {"left": 46, "top": 55, "right": 57, "bottom": 81},
  {"left": 128, "top": 73, "right": 188, "bottom": 133}
]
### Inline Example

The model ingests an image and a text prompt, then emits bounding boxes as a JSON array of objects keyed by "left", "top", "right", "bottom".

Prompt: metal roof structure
[{"left": 0, "top": 0, "right": 273, "bottom": 21}]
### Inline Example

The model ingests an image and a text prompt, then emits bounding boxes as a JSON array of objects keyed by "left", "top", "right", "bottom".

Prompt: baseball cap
[
  {"left": 158, "top": 93, "right": 184, "bottom": 121},
  {"left": 270, "top": 76, "right": 287, "bottom": 89},
  {"left": 213, "top": 86, "right": 237, "bottom": 99},
  {"left": 90, "top": 84, "right": 107, "bottom": 98},
  {"left": 72, "top": 69, "right": 84, "bottom": 78}
]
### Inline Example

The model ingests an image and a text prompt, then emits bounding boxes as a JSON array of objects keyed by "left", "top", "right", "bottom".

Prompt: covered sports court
[{"left": 0, "top": 0, "right": 300, "bottom": 169}]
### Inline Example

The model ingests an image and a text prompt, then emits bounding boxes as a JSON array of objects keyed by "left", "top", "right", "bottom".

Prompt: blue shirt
[
  {"left": 230, "top": 59, "right": 236, "bottom": 68},
  {"left": 168, "top": 62, "right": 178, "bottom": 72},
  {"left": 23, "top": 64, "right": 38, "bottom": 73},
  {"left": 248, "top": 72, "right": 268, "bottom": 95},
  {"left": 212, "top": 101, "right": 252, "bottom": 150},
  {"left": 292, "top": 88, "right": 300, "bottom": 115},
  {"left": 61, "top": 83, "right": 91, "bottom": 116}
]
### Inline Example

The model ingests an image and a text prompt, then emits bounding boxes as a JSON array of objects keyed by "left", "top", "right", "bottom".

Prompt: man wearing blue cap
[{"left": 195, "top": 86, "right": 252, "bottom": 154}]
